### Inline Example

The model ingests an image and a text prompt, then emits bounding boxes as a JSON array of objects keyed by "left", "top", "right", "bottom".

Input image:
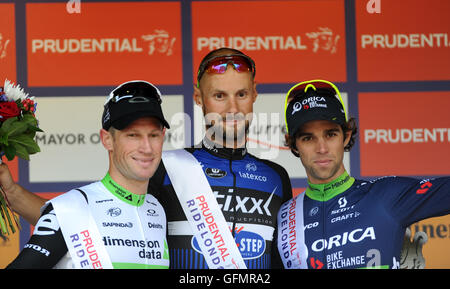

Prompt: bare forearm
[
  {"left": 0, "top": 163, "right": 47, "bottom": 225},
  {"left": 6, "top": 184, "right": 47, "bottom": 226}
]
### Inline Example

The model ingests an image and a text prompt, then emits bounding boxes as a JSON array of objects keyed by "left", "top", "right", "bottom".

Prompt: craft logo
[
  {"left": 197, "top": 27, "right": 340, "bottom": 54},
  {"left": 0, "top": 33, "right": 9, "bottom": 59},
  {"left": 31, "top": 29, "right": 176, "bottom": 56}
]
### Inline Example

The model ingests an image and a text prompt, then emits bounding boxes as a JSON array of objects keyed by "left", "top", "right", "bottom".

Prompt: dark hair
[{"left": 285, "top": 117, "right": 358, "bottom": 158}]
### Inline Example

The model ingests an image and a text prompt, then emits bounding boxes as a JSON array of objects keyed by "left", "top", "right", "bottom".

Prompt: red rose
[{"left": 0, "top": 102, "right": 20, "bottom": 120}]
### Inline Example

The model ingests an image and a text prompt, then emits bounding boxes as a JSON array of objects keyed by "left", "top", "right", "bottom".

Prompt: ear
[
  {"left": 193, "top": 85, "right": 203, "bottom": 107},
  {"left": 285, "top": 133, "right": 300, "bottom": 158},
  {"left": 251, "top": 81, "right": 258, "bottom": 103},
  {"left": 100, "top": 128, "right": 114, "bottom": 151},
  {"left": 343, "top": 129, "right": 352, "bottom": 147}
]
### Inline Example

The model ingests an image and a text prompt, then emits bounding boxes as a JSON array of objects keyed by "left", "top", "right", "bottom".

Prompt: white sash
[
  {"left": 51, "top": 190, "right": 113, "bottom": 269},
  {"left": 162, "top": 149, "right": 246, "bottom": 269},
  {"left": 277, "top": 192, "right": 308, "bottom": 269}
]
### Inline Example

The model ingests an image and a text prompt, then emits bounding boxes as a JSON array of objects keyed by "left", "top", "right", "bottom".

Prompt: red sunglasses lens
[{"left": 205, "top": 57, "right": 252, "bottom": 74}]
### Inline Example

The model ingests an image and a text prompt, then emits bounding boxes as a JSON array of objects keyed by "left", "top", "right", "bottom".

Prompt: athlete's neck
[
  {"left": 106, "top": 170, "right": 148, "bottom": 196},
  {"left": 305, "top": 171, "right": 355, "bottom": 202},
  {"left": 101, "top": 173, "right": 147, "bottom": 206},
  {"left": 204, "top": 132, "right": 247, "bottom": 149}
]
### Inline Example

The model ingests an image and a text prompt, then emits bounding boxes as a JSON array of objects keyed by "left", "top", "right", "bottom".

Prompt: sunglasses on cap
[
  {"left": 284, "top": 79, "right": 348, "bottom": 135},
  {"left": 105, "top": 80, "right": 162, "bottom": 105},
  {"left": 196, "top": 54, "right": 256, "bottom": 88}
]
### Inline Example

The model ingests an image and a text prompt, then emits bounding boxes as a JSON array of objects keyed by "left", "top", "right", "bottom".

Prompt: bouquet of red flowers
[{"left": 0, "top": 79, "right": 43, "bottom": 236}]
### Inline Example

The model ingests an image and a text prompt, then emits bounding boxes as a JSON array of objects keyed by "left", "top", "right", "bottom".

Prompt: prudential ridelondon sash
[
  {"left": 162, "top": 149, "right": 246, "bottom": 269},
  {"left": 51, "top": 190, "right": 113, "bottom": 269},
  {"left": 277, "top": 192, "right": 308, "bottom": 269}
]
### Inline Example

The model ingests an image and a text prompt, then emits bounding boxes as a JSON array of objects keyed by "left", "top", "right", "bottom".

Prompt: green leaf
[
  {"left": 0, "top": 134, "right": 9, "bottom": 146},
  {"left": 4, "top": 145, "right": 16, "bottom": 161},
  {"left": 7, "top": 121, "right": 29, "bottom": 137},
  {"left": 21, "top": 113, "right": 37, "bottom": 125},
  {"left": 0, "top": 117, "right": 18, "bottom": 133},
  {"left": 8, "top": 134, "right": 40, "bottom": 156},
  {"left": 13, "top": 143, "right": 29, "bottom": 160}
]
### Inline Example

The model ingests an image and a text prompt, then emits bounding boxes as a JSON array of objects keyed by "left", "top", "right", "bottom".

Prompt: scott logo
[
  {"left": 338, "top": 196, "right": 347, "bottom": 208},
  {"left": 311, "top": 227, "right": 376, "bottom": 252}
]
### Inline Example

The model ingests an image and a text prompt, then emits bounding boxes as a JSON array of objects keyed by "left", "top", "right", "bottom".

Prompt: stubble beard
[{"left": 205, "top": 112, "right": 250, "bottom": 148}]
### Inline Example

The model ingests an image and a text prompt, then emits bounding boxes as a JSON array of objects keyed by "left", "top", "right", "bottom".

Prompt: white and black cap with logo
[{"left": 102, "top": 80, "right": 170, "bottom": 130}]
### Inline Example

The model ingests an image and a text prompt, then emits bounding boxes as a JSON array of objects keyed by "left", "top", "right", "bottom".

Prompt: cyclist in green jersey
[
  {"left": 277, "top": 80, "right": 450, "bottom": 269},
  {"left": 6, "top": 80, "right": 171, "bottom": 269}
]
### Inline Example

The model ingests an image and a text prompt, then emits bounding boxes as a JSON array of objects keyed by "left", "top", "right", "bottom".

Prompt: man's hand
[{"left": 0, "top": 163, "right": 47, "bottom": 225}]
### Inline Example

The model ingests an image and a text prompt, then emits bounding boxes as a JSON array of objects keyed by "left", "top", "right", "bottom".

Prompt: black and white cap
[{"left": 102, "top": 80, "right": 170, "bottom": 130}]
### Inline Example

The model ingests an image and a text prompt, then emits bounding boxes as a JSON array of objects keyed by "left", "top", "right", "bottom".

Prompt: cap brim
[
  {"left": 288, "top": 111, "right": 345, "bottom": 137},
  {"left": 112, "top": 111, "right": 170, "bottom": 130}
]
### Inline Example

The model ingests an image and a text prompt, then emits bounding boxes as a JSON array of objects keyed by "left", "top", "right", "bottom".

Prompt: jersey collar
[
  {"left": 101, "top": 173, "right": 146, "bottom": 206},
  {"left": 305, "top": 171, "right": 355, "bottom": 202},
  {"left": 201, "top": 137, "right": 247, "bottom": 160}
]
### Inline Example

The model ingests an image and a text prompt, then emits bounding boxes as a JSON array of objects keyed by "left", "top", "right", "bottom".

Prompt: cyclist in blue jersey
[
  {"left": 150, "top": 48, "right": 292, "bottom": 268},
  {"left": 6, "top": 81, "right": 170, "bottom": 268},
  {"left": 277, "top": 79, "right": 450, "bottom": 269}
]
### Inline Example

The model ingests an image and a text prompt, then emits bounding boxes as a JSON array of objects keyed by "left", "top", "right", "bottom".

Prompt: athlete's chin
[
  {"left": 309, "top": 168, "right": 339, "bottom": 183},
  {"left": 132, "top": 166, "right": 158, "bottom": 181}
]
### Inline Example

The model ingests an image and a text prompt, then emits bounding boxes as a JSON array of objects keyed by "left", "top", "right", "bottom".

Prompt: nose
[
  {"left": 227, "top": 96, "right": 239, "bottom": 114},
  {"left": 316, "top": 137, "right": 329, "bottom": 154},
  {"left": 139, "top": 137, "right": 153, "bottom": 154}
]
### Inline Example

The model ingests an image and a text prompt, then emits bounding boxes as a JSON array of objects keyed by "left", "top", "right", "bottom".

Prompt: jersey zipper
[
  {"left": 134, "top": 205, "right": 150, "bottom": 267},
  {"left": 229, "top": 152, "right": 237, "bottom": 238},
  {"left": 322, "top": 199, "right": 327, "bottom": 269}
]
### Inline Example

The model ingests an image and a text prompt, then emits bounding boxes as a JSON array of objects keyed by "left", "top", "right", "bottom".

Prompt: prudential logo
[{"left": 30, "top": 29, "right": 176, "bottom": 55}]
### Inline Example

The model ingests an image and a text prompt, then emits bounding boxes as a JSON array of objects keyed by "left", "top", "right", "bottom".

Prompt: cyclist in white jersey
[{"left": 7, "top": 80, "right": 171, "bottom": 269}]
